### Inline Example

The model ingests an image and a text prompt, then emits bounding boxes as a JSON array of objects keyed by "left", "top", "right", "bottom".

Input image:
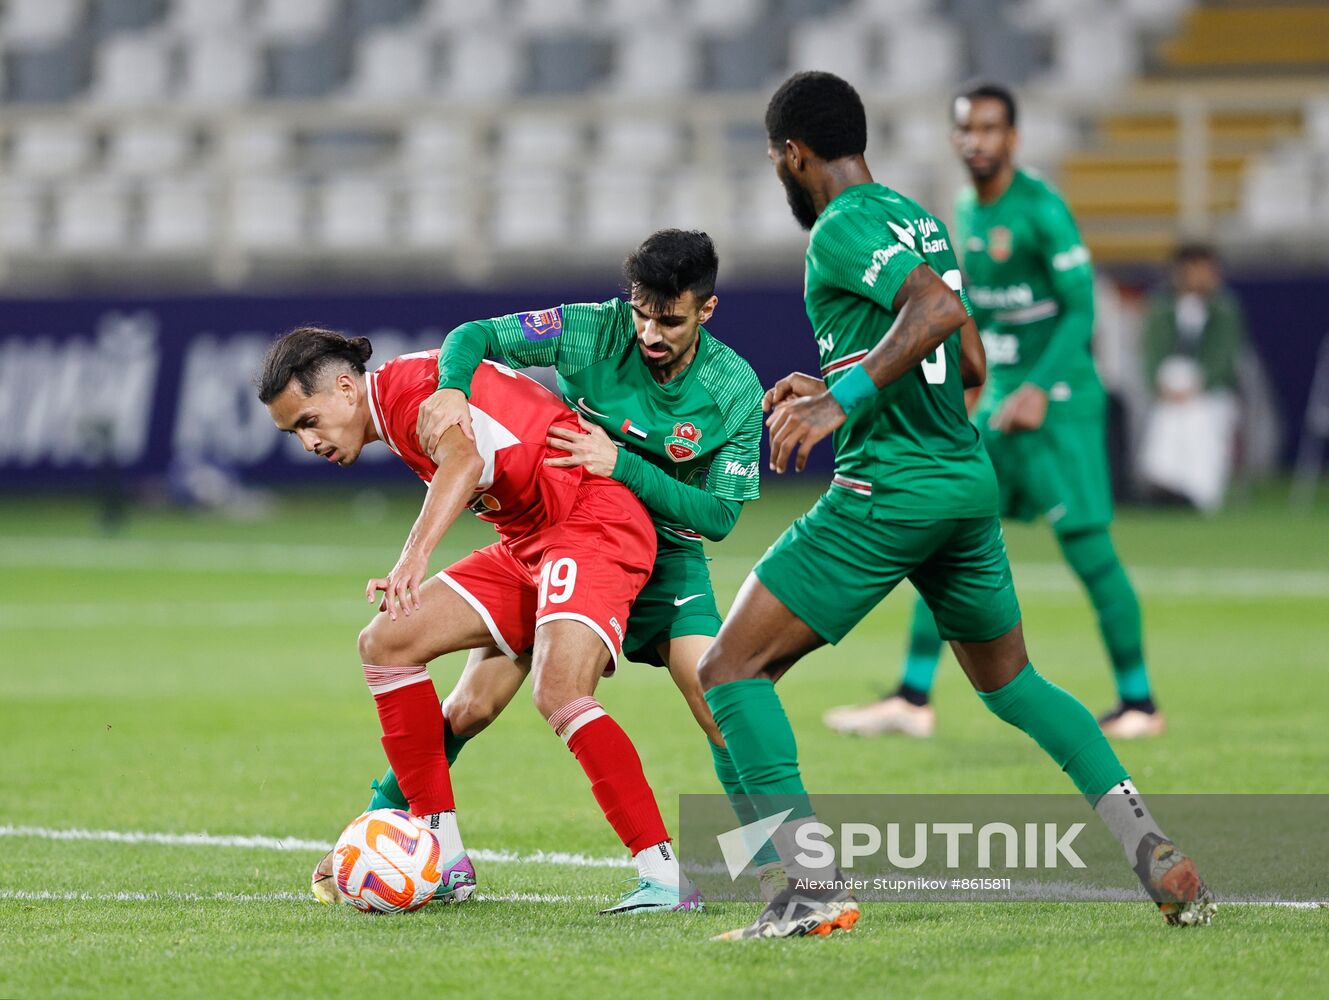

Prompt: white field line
[
  {"left": 0, "top": 889, "right": 596, "bottom": 904},
  {"left": 0, "top": 824, "right": 632, "bottom": 869},
  {"left": 4, "top": 536, "right": 1328, "bottom": 600},
  {"left": 0, "top": 825, "right": 1322, "bottom": 910}
]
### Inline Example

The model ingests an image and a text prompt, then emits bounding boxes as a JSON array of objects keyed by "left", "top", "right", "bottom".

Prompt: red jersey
[{"left": 365, "top": 353, "right": 585, "bottom": 537}]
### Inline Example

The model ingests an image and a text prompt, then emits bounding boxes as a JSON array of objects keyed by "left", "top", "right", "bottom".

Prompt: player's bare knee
[
  {"left": 445, "top": 696, "right": 499, "bottom": 738},
  {"left": 697, "top": 641, "right": 749, "bottom": 691},
  {"left": 357, "top": 618, "right": 386, "bottom": 664}
]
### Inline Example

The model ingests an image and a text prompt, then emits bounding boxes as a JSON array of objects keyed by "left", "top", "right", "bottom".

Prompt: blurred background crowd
[{"left": 2, "top": 0, "right": 1327, "bottom": 514}]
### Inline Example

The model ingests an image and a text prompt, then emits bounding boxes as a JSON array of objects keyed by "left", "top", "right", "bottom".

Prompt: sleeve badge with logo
[{"left": 518, "top": 308, "right": 564, "bottom": 341}]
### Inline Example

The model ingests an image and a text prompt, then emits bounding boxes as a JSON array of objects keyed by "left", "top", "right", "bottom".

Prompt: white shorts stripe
[
  {"left": 536, "top": 611, "right": 619, "bottom": 662},
  {"left": 436, "top": 571, "right": 519, "bottom": 660}
]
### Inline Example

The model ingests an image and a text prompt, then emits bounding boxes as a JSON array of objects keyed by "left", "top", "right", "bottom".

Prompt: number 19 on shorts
[{"left": 538, "top": 557, "right": 578, "bottom": 606}]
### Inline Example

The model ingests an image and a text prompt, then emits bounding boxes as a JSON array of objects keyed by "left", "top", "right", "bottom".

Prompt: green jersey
[
  {"left": 954, "top": 168, "right": 1103, "bottom": 416},
  {"left": 805, "top": 183, "right": 997, "bottom": 520},
  {"left": 438, "top": 298, "right": 763, "bottom": 548}
]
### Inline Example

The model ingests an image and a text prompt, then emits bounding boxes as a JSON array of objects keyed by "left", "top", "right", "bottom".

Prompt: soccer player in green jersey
[
  {"left": 339, "top": 229, "right": 788, "bottom": 908},
  {"left": 825, "top": 82, "right": 1162, "bottom": 742},
  {"left": 699, "top": 72, "right": 1213, "bottom": 940}
]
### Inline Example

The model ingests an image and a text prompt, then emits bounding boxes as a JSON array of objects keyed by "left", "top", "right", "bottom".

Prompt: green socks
[
  {"left": 366, "top": 718, "right": 471, "bottom": 813},
  {"left": 709, "top": 739, "right": 782, "bottom": 867},
  {"left": 978, "top": 663, "right": 1128, "bottom": 802},
  {"left": 1058, "top": 528, "right": 1152, "bottom": 703},
  {"left": 704, "top": 677, "right": 813, "bottom": 820},
  {"left": 899, "top": 592, "right": 943, "bottom": 697}
]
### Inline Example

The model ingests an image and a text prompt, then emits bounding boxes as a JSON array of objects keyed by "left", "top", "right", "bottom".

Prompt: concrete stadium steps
[{"left": 1158, "top": 3, "right": 1329, "bottom": 72}]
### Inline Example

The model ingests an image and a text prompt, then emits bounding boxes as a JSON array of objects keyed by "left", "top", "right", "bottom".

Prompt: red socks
[
  {"left": 364, "top": 664, "right": 454, "bottom": 816},
  {"left": 549, "top": 697, "right": 669, "bottom": 855}
]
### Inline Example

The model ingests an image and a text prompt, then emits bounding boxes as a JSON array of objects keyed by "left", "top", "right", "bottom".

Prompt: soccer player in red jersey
[{"left": 257, "top": 329, "right": 701, "bottom": 912}]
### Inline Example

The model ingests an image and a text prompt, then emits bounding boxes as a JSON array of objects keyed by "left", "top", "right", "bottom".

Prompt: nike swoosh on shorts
[{"left": 673, "top": 594, "right": 705, "bottom": 606}]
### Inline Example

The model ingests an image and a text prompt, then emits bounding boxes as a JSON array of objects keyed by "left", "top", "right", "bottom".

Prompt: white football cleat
[{"left": 824, "top": 695, "right": 935, "bottom": 738}]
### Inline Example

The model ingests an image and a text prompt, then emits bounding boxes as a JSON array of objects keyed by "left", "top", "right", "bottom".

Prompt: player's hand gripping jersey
[
  {"left": 953, "top": 168, "right": 1103, "bottom": 417},
  {"left": 803, "top": 183, "right": 997, "bottom": 518},
  {"left": 367, "top": 351, "right": 656, "bottom": 659}
]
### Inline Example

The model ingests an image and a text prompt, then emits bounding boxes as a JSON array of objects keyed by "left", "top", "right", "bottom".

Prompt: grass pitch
[{"left": 1, "top": 486, "right": 1326, "bottom": 998}]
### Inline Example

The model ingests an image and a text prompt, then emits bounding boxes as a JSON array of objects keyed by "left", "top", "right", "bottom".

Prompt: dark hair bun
[{"left": 347, "top": 336, "right": 373, "bottom": 364}]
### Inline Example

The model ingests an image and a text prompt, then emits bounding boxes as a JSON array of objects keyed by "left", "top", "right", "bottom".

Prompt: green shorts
[
  {"left": 978, "top": 413, "right": 1113, "bottom": 534},
  {"left": 754, "top": 491, "right": 1021, "bottom": 645},
  {"left": 622, "top": 538, "right": 722, "bottom": 667}
]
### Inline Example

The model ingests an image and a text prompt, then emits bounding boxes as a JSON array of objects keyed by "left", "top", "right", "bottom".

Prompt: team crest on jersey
[
  {"left": 987, "top": 226, "right": 1013, "bottom": 262},
  {"left": 664, "top": 422, "right": 702, "bottom": 462},
  {"left": 518, "top": 308, "right": 563, "bottom": 341}
]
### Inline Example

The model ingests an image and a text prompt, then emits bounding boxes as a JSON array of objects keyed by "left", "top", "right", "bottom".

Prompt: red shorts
[{"left": 437, "top": 478, "right": 657, "bottom": 663}]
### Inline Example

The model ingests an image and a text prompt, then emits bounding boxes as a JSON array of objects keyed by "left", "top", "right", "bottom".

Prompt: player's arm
[
  {"left": 1008, "top": 195, "right": 1094, "bottom": 403},
  {"left": 767, "top": 262, "right": 968, "bottom": 473},
  {"left": 366, "top": 426, "right": 483, "bottom": 622},
  {"left": 421, "top": 302, "right": 626, "bottom": 453},
  {"left": 545, "top": 413, "right": 750, "bottom": 542},
  {"left": 958, "top": 313, "right": 986, "bottom": 389}
]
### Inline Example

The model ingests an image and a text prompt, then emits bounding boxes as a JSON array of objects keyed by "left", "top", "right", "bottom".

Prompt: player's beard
[{"left": 779, "top": 165, "right": 820, "bottom": 231}]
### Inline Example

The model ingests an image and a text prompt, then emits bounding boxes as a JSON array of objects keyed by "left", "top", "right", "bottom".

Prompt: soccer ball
[{"left": 333, "top": 809, "right": 443, "bottom": 913}]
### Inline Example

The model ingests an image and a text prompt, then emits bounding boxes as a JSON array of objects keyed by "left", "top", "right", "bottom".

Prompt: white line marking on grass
[
  {"left": 0, "top": 889, "right": 601, "bottom": 905},
  {"left": 7, "top": 536, "right": 1328, "bottom": 599},
  {"left": 0, "top": 825, "right": 633, "bottom": 869}
]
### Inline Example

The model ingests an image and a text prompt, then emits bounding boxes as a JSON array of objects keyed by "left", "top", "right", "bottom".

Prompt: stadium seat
[
  {"left": 509, "top": 0, "right": 590, "bottom": 33},
  {"left": 165, "top": 0, "right": 249, "bottom": 36},
  {"left": 8, "top": 122, "right": 94, "bottom": 178},
  {"left": 0, "top": 0, "right": 84, "bottom": 46},
  {"left": 658, "top": 167, "right": 730, "bottom": 239},
  {"left": 270, "top": 38, "right": 349, "bottom": 99},
  {"left": 401, "top": 174, "right": 467, "bottom": 249},
  {"left": 53, "top": 176, "right": 133, "bottom": 252},
  {"left": 582, "top": 168, "right": 659, "bottom": 248},
  {"left": 601, "top": 0, "right": 673, "bottom": 28},
  {"left": 681, "top": 0, "right": 761, "bottom": 33},
  {"left": 92, "top": 0, "right": 168, "bottom": 35},
  {"left": 419, "top": 0, "right": 504, "bottom": 31},
  {"left": 704, "top": 23, "right": 782, "bottom": 92},
  {"left": 256, "top": 0, "right": 339, "bottom": 42},
  {"left": 606, "top": 27, "right": 699, "bottom": 97},
  {"left": 347, "top": 27, "right": 434, "bottom": 101},
  {"left": 489, "top": 169, "right": 573, "bottom": 249},
  {"left": 1044, "top": 10, "right": 1139, "bottom": 98},
  {"left": 316, "top": 174, "right": 395, "bottom": 249},
  {"left": 527, "top": 37, "right": 608, "bottom": 95},
  {"left": 400, "top": 119, "right": 481, "bottom": 169},
  {"left": 879, "top": 17, "right": 962, "bottom": 97},
  {"left": 0, "top": 179, "right": 48, "bottom": 251},
  {"left": 438, "top": 31, "right": 523, "bottom": 101},
  {"left": 1242, "top": 150, "right": 1315, "bottom": 233},
  {"left": 346, "top": 0, "right": 420, "bottom": 34},
  {"left": 5, "top": 37, "right": 91, "bottom": 103},
  {"left": 89, "top": 32, "right": 173, "bottom": 105},
  {"left": 179, "top": 34, "right": 261, "bottom": 104},
  {"left": 141, "top": 174, "right": 216, "bottom": 251},
  {"left": 107, "top": 123, "right": 193, "bottom": 175},
  {"left": 498, "top": 117, "right": 583, "bottom": 168},
  {"left": 736, "top": 170, "right": 807, "bottom": 246},
  {"left": 786, "top": 16, "right": 873, "bottom": 83},
  {"left": 220, "top": 123, "right": 293, "bottom": 171},
  {"left": 231, "top": 175, "right": 308, "bottom": 248},
  {"left": 595, "top": 121, "right": 687, "bottom": 166}
]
